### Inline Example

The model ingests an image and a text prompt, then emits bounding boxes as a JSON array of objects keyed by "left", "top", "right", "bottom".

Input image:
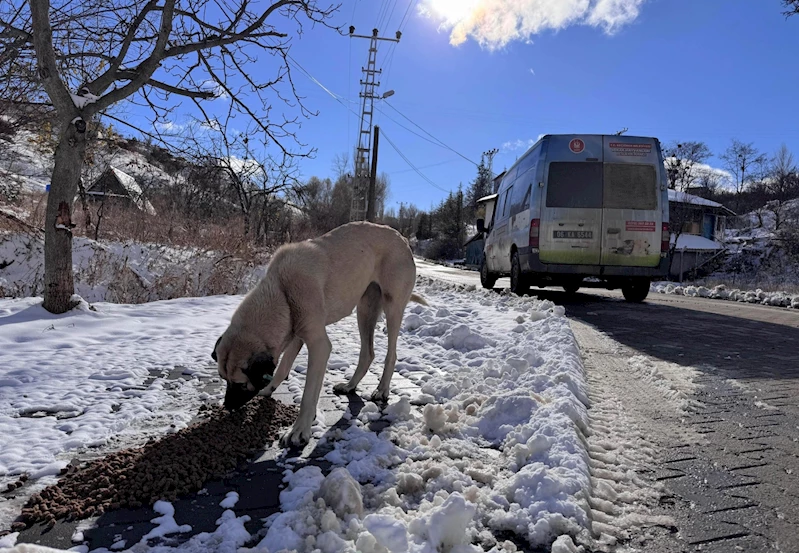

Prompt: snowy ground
[
  {"left": 651, "top": 281, "right": 799, "bottom": 309},
  {"left": 0, "top": 273, "right": 598, "bottom": 552}
]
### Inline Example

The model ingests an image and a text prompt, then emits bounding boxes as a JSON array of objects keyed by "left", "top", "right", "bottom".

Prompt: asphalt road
[{"left": 417, "top": 260, "right": 799, "bottom": 552}]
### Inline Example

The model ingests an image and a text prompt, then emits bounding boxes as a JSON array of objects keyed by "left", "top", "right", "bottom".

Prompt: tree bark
[{"left": 43, "top": 120, "right": 87, "bottom": 313}]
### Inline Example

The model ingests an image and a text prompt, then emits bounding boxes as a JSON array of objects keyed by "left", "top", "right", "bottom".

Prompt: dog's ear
[
  {"left": 211, "top": 336, "right": 222, "bottom": 362},
  {"left": 243, "top": 352, "right": 276, "bottom": 391}
]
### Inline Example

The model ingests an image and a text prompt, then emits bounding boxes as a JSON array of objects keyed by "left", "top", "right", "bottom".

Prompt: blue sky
[{"left": 149, "top": 0, "right": 799, "bottom": 211}]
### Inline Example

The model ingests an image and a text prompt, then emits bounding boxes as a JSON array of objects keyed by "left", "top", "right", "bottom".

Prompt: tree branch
[
  {"left": 28, "top": 0, "right": 75, "bottom": 114},
  {"left": 86, "top": 0, "right": 177, "bottom": 115}
]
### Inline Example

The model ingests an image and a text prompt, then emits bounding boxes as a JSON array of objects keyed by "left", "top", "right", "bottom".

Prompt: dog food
[{"left": 14, "top": 397, "right": 297, "bottom": 529}]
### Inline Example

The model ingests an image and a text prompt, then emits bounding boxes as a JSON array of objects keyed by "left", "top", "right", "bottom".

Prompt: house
[
  {"left": 85, "top": 166, "right": 156, "bottom": 215},
  {"left": 462, "top": 193, "right": 498, "bottom": 269},
  {"left": 668, "top": 189, "right": 735, "bottom": 279}
]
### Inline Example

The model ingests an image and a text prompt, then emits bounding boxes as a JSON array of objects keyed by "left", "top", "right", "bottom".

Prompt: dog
[{"left": 212, "top": 221, "right": 427, "bottom": 446}]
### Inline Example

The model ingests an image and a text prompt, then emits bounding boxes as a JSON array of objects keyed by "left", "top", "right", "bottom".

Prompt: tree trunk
[{"left": 43, "top": 120, "right": 87, "bottom": 313}]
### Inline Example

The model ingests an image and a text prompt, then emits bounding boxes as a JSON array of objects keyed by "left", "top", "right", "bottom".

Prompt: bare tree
[
  {"left": 1, "top": 0, "right": 339, "bottom": 313},
  {"left": 784, "top": 0, "right": 799, "bottom": 17},
  {"left": 663, "top": 141, "right": 712, "bottom": 191},
  {"left": 763, "top": 144, "right": 799, "bottom": 231},
  {"left": 183, "top": 120, "right": 299, "bottom": 237},
  {"left": 720, "top": 139, "right": 767, "bottom": 214}
]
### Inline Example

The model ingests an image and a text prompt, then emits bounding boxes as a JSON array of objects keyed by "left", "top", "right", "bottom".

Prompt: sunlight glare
[{"left": 425, "top": 0, "right": 480, "bottom": 24}]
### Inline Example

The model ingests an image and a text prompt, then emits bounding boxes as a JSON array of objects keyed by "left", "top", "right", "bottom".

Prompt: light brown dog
[{"left": 213, "top": 221, "right": 426, "bottom": 446}]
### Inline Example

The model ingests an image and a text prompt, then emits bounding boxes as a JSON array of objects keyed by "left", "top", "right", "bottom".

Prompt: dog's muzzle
[{"left": 223, "top": 352, "right": 276, "bottom": 411}]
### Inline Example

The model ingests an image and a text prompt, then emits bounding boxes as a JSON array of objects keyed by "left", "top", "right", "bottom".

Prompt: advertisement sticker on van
[
  {"left": 609, "top": 142, "right": 652, "bottom": 157},
  {"left": 625, "top": 221, "right": 656, "bottom": 232}
]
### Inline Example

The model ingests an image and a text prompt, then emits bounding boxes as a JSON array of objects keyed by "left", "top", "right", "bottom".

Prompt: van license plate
[{"left": 554, "top": 230, "right": 593, "bottom": 239}]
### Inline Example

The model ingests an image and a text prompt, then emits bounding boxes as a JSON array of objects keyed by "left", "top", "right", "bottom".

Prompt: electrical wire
[
  {"left": 381, "top": 129, "right": 451, "bottom": 193},
  {"left": 385, "top": 101, "right": 478, "bottom": 166}
]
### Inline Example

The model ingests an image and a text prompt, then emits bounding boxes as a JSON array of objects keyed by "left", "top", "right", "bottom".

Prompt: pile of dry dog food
[{"left": 12, "top": 397, "right": 297, "bottom": 530}]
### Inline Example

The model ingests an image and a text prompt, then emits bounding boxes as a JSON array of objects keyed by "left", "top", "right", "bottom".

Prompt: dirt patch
[{"left": 11, "top": 397, "right": 297, "bottom": 531}]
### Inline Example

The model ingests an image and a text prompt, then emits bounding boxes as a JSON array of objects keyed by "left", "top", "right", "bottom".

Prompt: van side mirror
[{"left": 477, "top": 219, "right": 486, "bottom": 233}]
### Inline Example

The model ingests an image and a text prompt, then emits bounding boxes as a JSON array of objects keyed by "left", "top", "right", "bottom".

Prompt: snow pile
[
  {"left": 651, "top": 281, "right": 798, "bottom": 309},
  {"left": 0, "top": 274, "right": 595, "bottom": 551},
  {"left": 0, "top": 232, "right": 266, "bottom": 302},
  {"left": 256, "top": 276, "right": 593, "bottom": 551}
]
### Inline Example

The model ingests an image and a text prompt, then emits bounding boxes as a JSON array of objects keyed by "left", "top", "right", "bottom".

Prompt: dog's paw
[
  {"left": 333, "top": 382, "right": 354, "bottom": 395},
  {"left": 280, "top": 425, "right": 311, "bottom": 448},
  {"left": 370, "top": 388, "right": 390, "bottom": 403}
]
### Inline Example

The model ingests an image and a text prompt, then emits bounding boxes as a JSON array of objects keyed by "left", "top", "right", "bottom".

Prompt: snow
[
  {"left": 0, "top": 232, "right": 266, "bottom": 301},
  {"left": 0, "top": 266, "right": 608, "bottom": 551},
  {"left": 670, "top": 234, "right": 724, "bottom": 251},
  {"left": 652, "top": 281, "right": 799, "bottom": 309},
  {"left": 668, "top": 189, "right": 729, "bottom": 210},
  {"left": 141, "top": 501, "right": 193, "bottom": 541}
]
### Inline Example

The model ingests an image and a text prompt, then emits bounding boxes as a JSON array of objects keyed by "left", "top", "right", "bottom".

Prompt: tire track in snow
[{"left": 571, "top": 321, "right": 702, "bottom": 552}]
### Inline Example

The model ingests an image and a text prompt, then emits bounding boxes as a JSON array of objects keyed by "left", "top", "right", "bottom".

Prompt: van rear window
[
  {"left": 603, "top": 164, "right": 657, "bottom": 210},
  {"left": 546, "top": 162, "right": 603, "bottom": 208}
]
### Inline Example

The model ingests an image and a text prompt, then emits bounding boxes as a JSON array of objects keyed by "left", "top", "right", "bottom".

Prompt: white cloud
[
  {"left": 501, "top": 135, "right": 545, "bottom": 152},
  {"left": 502, "top": 138, "right": 536, "bottom": 152},
  {"left": 155, "top": 121, "right": 185, "bottom": 133},
  {"left": 419, "top": 0, "right": 646, "bottom": 50},
  {"left": 664, "top": 158, "right": 735, "bottom": 190}
]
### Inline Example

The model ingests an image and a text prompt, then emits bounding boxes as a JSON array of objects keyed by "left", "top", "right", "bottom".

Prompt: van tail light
[
  {"left": 661, "top": 222, "right": 670, "bottom": 253},
  {"left": 529, "top": 219, "right": 540, "bottom": 248}
]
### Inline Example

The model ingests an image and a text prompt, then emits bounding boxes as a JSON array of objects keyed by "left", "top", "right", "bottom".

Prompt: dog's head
[{"left": 212, "top": 332, "right": 277, "bottom": 410}]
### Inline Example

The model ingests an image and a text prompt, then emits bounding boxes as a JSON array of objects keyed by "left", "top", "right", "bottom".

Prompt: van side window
[
  {"left": 500, "top": 186, "right": 513, "bottom": 220},
  {"left": 546, "top": 162, "right": 603, "bottom": 208},
  {"left": 510, "top": 181, "right": 532, "bottom": 216}
]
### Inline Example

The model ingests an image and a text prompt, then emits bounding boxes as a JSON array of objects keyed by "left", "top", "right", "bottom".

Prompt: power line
[
  {"left": 388, "top": 157, "right": 462, "bottom": 175},
  {"left": 374, "top": 104, "right": 452, "bottom": 148},
  {"left": 381, "top": 129, "right": 450, "bottom": 193},
  {"left": 385, "top": 101, "right": 478, "bottom": 166},
  {"left": 398, "top": 0, "right": 417, "bottom": 30}
]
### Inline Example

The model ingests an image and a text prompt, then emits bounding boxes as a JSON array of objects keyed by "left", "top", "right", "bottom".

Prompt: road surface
[{"left": 416, "top": 259, "right": 799, "bottom": 552}]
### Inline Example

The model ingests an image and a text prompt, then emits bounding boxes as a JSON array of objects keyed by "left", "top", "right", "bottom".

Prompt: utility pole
[
  {"left": 366, "top": 126, "right": 380, "bottom": 222},
  {"left": 483, "top": 148, "right": 499, "bottom": 192},
  {"left": 349, "top": 26, "right": 401, "bottom": 222}
]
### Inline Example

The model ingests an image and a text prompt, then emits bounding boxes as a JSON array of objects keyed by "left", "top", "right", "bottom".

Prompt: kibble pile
[{"left": 13, "top": 397, "right": 297, "bottom": 530}]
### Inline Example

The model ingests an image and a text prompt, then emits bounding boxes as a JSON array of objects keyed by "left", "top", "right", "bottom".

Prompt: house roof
[
  {"left": 670, "top": 234, "right": 725, "bottom": 251},
  {"left": 477, "top": 193, "right": 498, "bottom": 204},
  {"left": 88, "top": 166, "right": 156, "bottom": 215},
  {"left": 668, "top": 189, "right": 735, "bottom": 215}
]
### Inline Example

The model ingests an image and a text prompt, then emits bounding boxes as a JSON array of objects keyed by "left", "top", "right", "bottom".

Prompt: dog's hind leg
[
  {"left": 333, "top": 282, "right": 382, "bottom": 395},
  {"left": 371, "top": 295, "right": 404, "bottom": 402},
  {"left": 264, "top": 336, "right": 303, "bottom": 396}
]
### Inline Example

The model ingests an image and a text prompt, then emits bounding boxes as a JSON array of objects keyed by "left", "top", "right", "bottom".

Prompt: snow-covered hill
[{"left": 0, "top": 231, "right": 267, "bottom": 302}]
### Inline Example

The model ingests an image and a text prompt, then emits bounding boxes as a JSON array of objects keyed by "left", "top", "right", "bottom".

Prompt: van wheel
[
  {"left": 480, "top": 258, "right": 498, "bottom": 289},
  {"left": 510, "top": 252, "right": 529, "bottom": 295},
  {"left": 622, "top": 280, "right": 650, "bottom": 303},
  {"left": 562, "top": 278, "right": 582, "bottom": 294}
]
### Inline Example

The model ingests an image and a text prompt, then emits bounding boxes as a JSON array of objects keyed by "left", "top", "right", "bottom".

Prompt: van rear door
[
  {"left": 600, "top": 137, "right": 662, "bottom": 267},
  {"left": 539, "top": 135, "right": 603, "bottom": 265}
]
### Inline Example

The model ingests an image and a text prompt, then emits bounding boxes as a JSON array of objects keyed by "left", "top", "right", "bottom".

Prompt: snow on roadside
[
  {"left": 0, "top": 232, "right": 267, "bottom": 302},
  {"left": 255, "top": 276, "right": 593, "bottom": 552},
  {"left": 651, "top": 281, "right": 799, "bottom": 309},
  {"left": 0, "top": 275, "right": 597, "bottom": 552}
]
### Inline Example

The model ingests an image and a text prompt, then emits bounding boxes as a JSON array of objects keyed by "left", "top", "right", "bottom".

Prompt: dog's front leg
[
  {"left": 281, "top": 331, "right": 331, "bottom": 447},
  {"left": 264, "top": 336, "right": 303, "bottom": 396}
]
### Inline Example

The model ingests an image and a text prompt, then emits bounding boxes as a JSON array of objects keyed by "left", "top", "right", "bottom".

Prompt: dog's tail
[{"left": 409, "top": 293, "right": 429, "bottom": 306}]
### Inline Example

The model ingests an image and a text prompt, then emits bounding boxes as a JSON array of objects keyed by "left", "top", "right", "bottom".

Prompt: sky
[{"left": 138, "top": 0, "right": 799, "bottom": 212}]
